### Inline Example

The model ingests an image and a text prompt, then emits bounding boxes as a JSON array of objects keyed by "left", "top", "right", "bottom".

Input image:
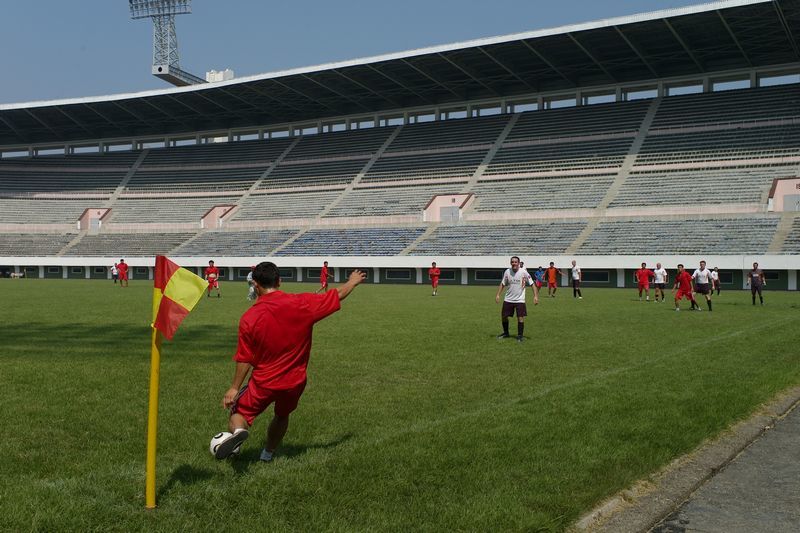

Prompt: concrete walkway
[
  {"left": 576, "top": 389, "right": 800, "bottom": 533},
  {"left": 651, "top": 403, "right": 800, "bottom": 533}
]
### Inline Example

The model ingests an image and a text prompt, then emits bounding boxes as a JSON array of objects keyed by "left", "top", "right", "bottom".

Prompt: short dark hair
[
  {"left": 252, "top": 261, "right": 280, "bottom": 289},
  {"left": 209, "top": 260, "right": 214, "bottom": 265},
  {"left": 677, "top": 263, "right": 684, "bottom": 268},
  {"left": 511, "top": 256, "right": 520, "bottom": 262},
  {"left": 323, "top": 261, "right": 328, "bottom": 266},
  {"left": 549, "top": 261, "right": 554, "bottom": 266}
]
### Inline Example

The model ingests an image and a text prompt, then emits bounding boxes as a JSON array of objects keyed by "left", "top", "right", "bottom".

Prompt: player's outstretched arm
[
  {"left": 223, "top": 362, "right": 252, "bottom": 408},
  {"left": 337, "top": 269, "right": 366, "bottom": 301}
]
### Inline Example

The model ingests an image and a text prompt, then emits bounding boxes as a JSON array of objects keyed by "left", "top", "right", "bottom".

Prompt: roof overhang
[{"left": 2, "top": 0, "right": 799, "bottom": 146}]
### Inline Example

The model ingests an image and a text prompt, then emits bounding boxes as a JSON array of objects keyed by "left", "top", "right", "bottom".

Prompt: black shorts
[
  {"left": 655, "top": 283, "right": 666, "bottom": 290},
  {"left": 572, "top": 279, "right": 581, "bottom": 288},
  {"left": 502, "top": 301, "right": 527, "bottom": 318},
  {"left": 694, "top": 283, "right": 710, "bottom": 295}
]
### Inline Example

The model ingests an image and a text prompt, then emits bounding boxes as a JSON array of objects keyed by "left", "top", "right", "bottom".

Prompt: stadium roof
[{"left": 1, "top": 0, "right": 799, "bottom": 147}]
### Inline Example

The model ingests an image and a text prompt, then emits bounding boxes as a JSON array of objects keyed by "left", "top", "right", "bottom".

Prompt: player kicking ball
[{"left": 212, "top": 262, "right": 366, "bottom": 461}]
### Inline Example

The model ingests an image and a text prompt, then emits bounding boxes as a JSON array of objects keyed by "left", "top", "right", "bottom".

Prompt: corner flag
[{"left": 146, "top": 256, "right": 208, "bottom": 509}]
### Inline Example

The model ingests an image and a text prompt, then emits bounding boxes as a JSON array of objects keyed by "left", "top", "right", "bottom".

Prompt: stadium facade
[{"left": 1, "top": 0, "right": 799, "bottom": 289}]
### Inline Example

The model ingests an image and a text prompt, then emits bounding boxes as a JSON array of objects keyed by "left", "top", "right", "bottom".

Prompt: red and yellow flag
[{"left": 152, "top": 255, "right": 208, "bottom": 340}]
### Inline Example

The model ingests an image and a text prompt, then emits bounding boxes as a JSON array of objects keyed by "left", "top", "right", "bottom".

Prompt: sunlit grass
[{"left": 2, "top": 279, "right": 798, "bottom": 531}]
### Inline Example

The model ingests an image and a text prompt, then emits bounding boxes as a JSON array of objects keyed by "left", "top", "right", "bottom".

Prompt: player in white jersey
[
  {"left": 691, "top": 260, "right": 713, "bottom": 311},
  {"left": 570, "top": 260, "right": 583, "bottom": 299},
  {"left": 246, "top": 266, "right": 257, "bottom": 301},
  {"left": 495, "top": 256, "right": 534, "bottom": 342},
  {"left": 653, "top": 262, "right": 668, "bottom": 302},
  {"left": 710, "top": 267, "right": 721, "bottom": 296}
]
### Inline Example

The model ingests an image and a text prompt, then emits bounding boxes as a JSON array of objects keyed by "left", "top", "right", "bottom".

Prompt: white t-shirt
[
  {"left": 711, "top": 271, "right": 719, "bottom": 282},
  {"left": 692, "top": 268, "right": 712, "bottom": 284},
  {"left": 654, "top": 268, "right": 668, "bottom": 284},
  {"left": 111, "top": 265, "right": 118, "bottom": 275},
  {"left": 501, "top": 268, "right": 532, "bottom": 303},
  {"left": 571, "top": 265, "right": 581, "bottom": 280}
]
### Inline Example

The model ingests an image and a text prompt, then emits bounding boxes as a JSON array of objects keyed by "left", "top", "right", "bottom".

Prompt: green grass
[{"left": 2, "top": 279, "right": 799, "bottom": 532}]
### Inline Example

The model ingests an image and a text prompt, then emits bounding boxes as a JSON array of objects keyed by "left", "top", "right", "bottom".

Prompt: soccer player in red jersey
[
  {"left": 205, "top": 260, "right": 221, "bottom": 298},
  {"left": 117, "top": 259, "right": 129, "bottom": 288},
  {"left": 428, "top": 261, "right": 441, "bottom": 296},
  {"left": 634, "top": 262, "right": 655, "bottom": 301},
  {"left": 316, "top": 261, "right": 332, "bottom": 293},
  {"left": 545, "top": 261, "right": 560, "bottom": 298},
  {"left": 215, "top": 262, "right": 366, "bottom": 461},
  {"left": 672, "top": 263, "right": 699, "bottom": 311}
]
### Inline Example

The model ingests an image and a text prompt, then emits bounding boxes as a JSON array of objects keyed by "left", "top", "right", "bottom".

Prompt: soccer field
[{"left": 2, "top": 279, "right": 799, "bottom": 531}]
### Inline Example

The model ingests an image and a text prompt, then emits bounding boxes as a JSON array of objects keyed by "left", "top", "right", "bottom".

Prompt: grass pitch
[{"left": 2, "top": 279, "right": 799, "bottom": 531}]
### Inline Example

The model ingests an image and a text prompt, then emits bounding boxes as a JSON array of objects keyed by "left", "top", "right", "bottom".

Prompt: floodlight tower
[{"left": 129, "top": 0, "right": 206, "bottom": 86}]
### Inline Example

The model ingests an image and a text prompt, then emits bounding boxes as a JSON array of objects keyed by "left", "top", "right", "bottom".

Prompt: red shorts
[
  {"left": 676, "top": 289, "right": 693, "bottom": 301},
  {"left": 232, "top": 380, "right": 306, "bottom": 424},
  {"left": 548, "top": 281, "right": 556, "bottom": 288},
  {"left": 534, "top": 280, "right": 542, "bottom": 288},
  {"left": 208, "top": 279, "right": 219, "bottom": 289},
  {"left": 638, "top": 283, "right": 650, "bottom": 290},
  {"left": 431, "top": 278, "right": 439, "bottom": 288},
  {"left": 119, "top": 272, "right": 128, "bottom": 281}
]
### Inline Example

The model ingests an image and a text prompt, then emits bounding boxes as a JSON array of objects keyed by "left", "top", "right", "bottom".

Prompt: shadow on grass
[
  {"left": 157, "top": 464, "right": 216, "bottom": 501},
  {"left": 229, "top": 432, "right": 354, "bottom": 475}
]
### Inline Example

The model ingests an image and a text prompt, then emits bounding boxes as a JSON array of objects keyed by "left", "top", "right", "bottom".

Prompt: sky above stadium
[{"left": 1, "top": 0, "right": 712, "bottom": 105}]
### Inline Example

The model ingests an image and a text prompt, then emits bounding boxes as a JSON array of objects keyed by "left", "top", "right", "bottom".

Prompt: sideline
[{"left": 570, "top": 384, "right": 800, "bottom": 532}]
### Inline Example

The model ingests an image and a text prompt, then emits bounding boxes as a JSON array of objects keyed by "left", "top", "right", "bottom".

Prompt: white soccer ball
[{"left": 209, "top": 431, "right": 231, "bottom": 456}]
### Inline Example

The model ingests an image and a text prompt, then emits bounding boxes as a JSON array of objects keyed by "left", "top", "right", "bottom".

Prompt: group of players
[{"left": 488, "top": 257, "right": 769, "bottom": 342}]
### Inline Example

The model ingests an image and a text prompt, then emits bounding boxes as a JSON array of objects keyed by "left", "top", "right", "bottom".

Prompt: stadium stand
[
  {"left": 578, "top": 216, "right": 780, "bottom": 255},
  {"left": 141, "top": 138, "right": 293, "bottom": 166},
  {"left": 610, "top": 166, "right": 798, "bottom": 208},
  {"left": 263, "top": 158, "right": 368, "bottom": 189},
  {"left": 364, "top": 149, "right": 486, "bottom": 183},
  {"left": 782, "top": 218, "right": 800, "bottom": 254},
  {"left": 485, "top": 137, "right": 632, "bottom": 175},
  {"left": 504, "top": 100, "right": 650, "bottom": 141},
  {"left": 172, "top": 229, "right": 299, "bottom": 257},
  {"left": 650, "top": 84, "right": 800, "bottom": 129},
  {"left": 125, "top": 167, "right": 265, "bottom": 193},
  {"left": 276, "top": 227, "right": 427, "bottom": 256},
  {"left": 0, "top": 233, "right": 76, "bottom": 256},
  {"left": 471, "top": 175, "right": 617, "bottom": 211},
  {"left": 108, "top": 196, "right": 240, "bottom": 224},
  {"left": 388, "top": 115, "right": 509, "bottom": 151},
  {"left": 285, "top": 128, "right": 395, "bottom": 160},
  {"left": 325, "top": 184, "right": 461, "bottom": 217},
  {"left": 232, "top": 190, "right": 343, "bottom": 220},
  {"left": 0, "top": 198, "right": 99, "bottom": 224},
  {"left": 408, "top": 222, "right": 587, "bottom": 255},
  {"left": 64, "top": 232, "right": 195, "bottom": 256}
]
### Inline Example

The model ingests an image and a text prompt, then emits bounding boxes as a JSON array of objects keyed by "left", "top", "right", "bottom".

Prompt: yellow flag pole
[{"left": 145, "top": 327, "right": 162, "bottom": 509}]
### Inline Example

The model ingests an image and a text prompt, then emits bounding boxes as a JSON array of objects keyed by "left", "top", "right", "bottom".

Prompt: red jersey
[
  {"left": 546, "top": 266, "right": 558, "bottom": 283},
  {"left": 320, "top": 266, "right": 329, "bottom": 284},
  {"left": 205, "top": 266, "right": 219, "bottom": 279},
  {"left": 234, "top": 290, "right": 341, "bottom": 389},
  {"left": 117, "top": 262, "right": 128, "bottom": 275},
  {"left": 636, "top": 268, "right": 654, "bottom": 284},
  {"left": 428, "top": 267, "right": 441, "bottom": 279},
  {"left": 675, "top": 271, "right": 693, "bottom": 292}
]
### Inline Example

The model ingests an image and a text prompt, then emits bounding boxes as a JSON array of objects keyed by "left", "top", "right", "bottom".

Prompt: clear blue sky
[{"left": 0, "top": 0, "right": 709, "bottom": 104}]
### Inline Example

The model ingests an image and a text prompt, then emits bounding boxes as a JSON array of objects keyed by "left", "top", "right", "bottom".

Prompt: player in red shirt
[
  {"left": 634, "top": 262, "right": 655, "bottom": 301},
  {"left": 205, "top": 260, "right": 221, "bottom": 298},
  {"left": 117, "top": 259, "right": 129, "bottom": 288},
  {"left": 214, "top": 262, "right": 366, "bottom": 460},
  {"left": 672, "top": 263, "right": 699, "bottom": 311},
  {"left": 545, "top": 262, "right": 560, "bottom": 297},
  {"left": 315, "top": 261, "right": 332, "bottom": 293},
  {"left": 428, "top": 261, "right": 441, "bottom": 296}
]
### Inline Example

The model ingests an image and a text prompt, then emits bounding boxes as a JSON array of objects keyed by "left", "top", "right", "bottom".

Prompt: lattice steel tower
[{"left": 129, "top": 0, "right": 206, "bottom": 86}]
